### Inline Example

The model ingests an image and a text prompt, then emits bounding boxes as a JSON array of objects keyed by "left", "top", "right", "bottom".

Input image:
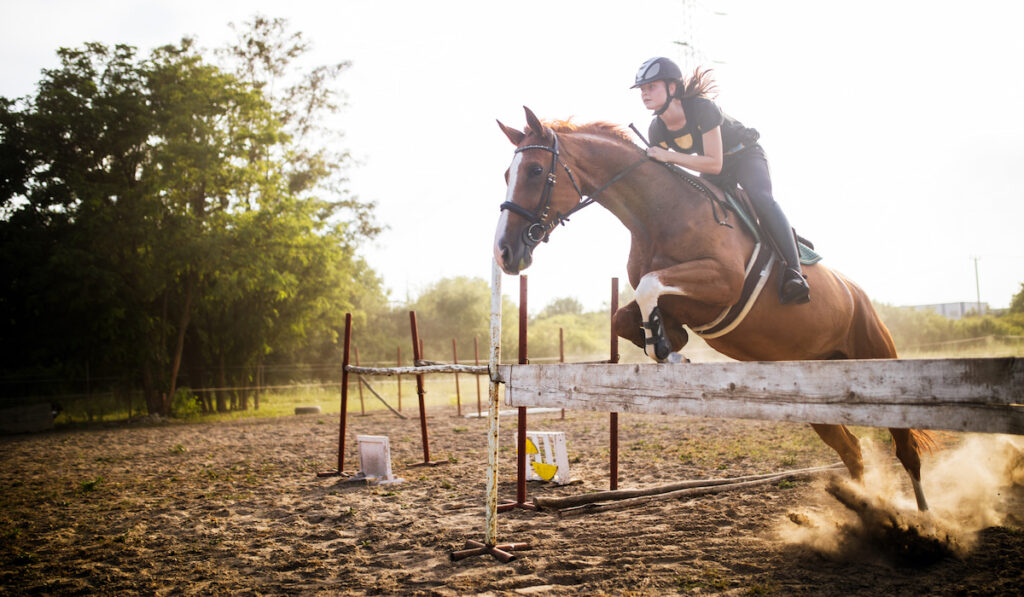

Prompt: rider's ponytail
[{"left": 679, "top": 67, "right": 718, "bottom": 100}]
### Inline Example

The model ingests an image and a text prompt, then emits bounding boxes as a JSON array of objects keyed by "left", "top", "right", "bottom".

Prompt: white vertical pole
[{"left": 485, "top": 258, "right": 503, "bottom": 546}]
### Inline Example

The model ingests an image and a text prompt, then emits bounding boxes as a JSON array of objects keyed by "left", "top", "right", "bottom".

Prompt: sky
[{"left": 2, "top": 0, "right": 1023, "bottom": 312}]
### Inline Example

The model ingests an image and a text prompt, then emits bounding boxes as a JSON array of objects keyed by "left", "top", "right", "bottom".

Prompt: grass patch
[
  {"left": 677, "top": 567, "right": 733, "bottom": 592},
  {"left": 79, "top": 477, "right": 103, "bottom": 493}
]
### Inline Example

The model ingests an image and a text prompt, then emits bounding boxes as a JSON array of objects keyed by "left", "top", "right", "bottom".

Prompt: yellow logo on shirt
[{"left": 672, "top": 133, "right": 693, "bottom": 151}]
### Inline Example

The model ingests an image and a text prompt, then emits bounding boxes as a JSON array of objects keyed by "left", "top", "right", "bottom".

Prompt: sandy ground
[{"left": 2, "top": 407, "right": 1022, "bottom": 596}]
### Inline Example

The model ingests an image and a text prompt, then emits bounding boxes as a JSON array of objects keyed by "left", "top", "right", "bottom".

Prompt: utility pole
[
  {"left": 972, "top": 256, "right": 982, "bottom": 316},
  {"left": 674, "top": 1, "right": 727, "bottom": 71}
]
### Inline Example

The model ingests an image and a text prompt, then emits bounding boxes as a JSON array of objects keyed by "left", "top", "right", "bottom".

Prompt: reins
[
  {"left": 628, "top": 123, "right": 732, "bottom": 228},
  {"left": 500, "top": 127, "right": 733, "bottom": 247}
]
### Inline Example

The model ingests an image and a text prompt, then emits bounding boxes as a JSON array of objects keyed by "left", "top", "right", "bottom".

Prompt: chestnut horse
[{"left": 494, "top": 107, "right": 933, "bottom": 510}]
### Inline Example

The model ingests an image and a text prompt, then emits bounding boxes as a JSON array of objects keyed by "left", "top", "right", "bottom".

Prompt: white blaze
[{"left": 493, "top": 152, "right": 523, "bottom": 269}]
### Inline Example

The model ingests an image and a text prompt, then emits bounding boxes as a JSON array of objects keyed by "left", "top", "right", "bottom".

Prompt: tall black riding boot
[{"left": 759, "top": 204, "right": 810, "bottom": 305}]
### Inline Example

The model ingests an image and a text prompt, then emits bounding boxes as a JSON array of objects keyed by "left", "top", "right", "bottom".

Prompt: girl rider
[{"left": 633, "top": 57, "right": 810, "bottom": 304}]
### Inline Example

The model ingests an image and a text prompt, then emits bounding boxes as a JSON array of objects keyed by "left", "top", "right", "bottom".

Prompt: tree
[
  {"left": 1010, "top": 283, "right": 1024, "bottom": 314},
  {"left": 0, "top": 43, "right": 161, "bottom": 404},
  {"left": 220, "top": 15, "right": 379, "bottom": 239},
  {"left": 0, "top": 27, "right": 384, "bottom": 416},
  {"left": 538, "top": 297, "right": 584, "bottom": 319}
]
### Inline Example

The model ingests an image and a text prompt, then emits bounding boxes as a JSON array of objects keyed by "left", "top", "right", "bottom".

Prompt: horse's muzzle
[{"left": 495, "top": 239, "right": 533, "bottom": 275}]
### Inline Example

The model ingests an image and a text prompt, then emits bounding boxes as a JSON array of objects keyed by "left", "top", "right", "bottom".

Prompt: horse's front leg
[
  {"left": 635, "top": 258, "right": 743, "bottom": 361},
  {"left": 613, "top": 300, "right": 689, "bottom": 357}
]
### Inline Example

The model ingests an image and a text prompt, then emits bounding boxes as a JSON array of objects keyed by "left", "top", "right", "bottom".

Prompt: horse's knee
[{"left": 612, "top": 303, "right": 644, "bottom": 349}]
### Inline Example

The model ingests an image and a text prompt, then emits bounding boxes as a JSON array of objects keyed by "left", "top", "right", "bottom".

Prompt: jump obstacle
[
  {"left": 453, "top": 260, "right": 1023, "bottom": 562},
  {"left": 316, "top": 311, "right": 489, "bottom": 478},
  {"left": 321, "top": 260, "right": 1022, "bottom": 562}
]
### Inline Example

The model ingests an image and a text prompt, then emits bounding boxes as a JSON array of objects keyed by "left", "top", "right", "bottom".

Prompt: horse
[{"left": 493, "top": 107, "right": 934, "bottom": 511}]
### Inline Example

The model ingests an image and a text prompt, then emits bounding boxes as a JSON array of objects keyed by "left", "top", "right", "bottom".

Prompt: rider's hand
[{"left": 646, "top": 146, "right": 671, "bottom": 162}]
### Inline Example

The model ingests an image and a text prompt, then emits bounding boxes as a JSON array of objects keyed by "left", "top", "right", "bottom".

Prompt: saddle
[
  {"left": 677, "top": 175, "right": 821, "bottom": 339},
  {"left": 714, "top": 182, "right": 821, "bottom": 266}
]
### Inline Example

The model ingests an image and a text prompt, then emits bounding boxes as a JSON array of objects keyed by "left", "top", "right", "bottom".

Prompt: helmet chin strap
[{"left": 653, "top": 80, "right": 674, "bottom": 116}]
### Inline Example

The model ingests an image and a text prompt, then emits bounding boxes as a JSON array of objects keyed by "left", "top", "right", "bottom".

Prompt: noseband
[{"left": 500, "top": 129, "right": 648, "bottom": 247}]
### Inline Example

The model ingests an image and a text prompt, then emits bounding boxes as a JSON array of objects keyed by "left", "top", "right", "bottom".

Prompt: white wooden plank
[
  {"left": 498, "top": 358, "right": 1024, "bottom": 435},
  {"left": 347, "top": 364, "right": 487, "bottom": 376}
]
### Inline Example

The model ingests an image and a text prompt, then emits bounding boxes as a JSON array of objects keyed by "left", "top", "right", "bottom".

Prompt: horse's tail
[{"left": 909, "top": 428, "right": 938, "bottom": 454}]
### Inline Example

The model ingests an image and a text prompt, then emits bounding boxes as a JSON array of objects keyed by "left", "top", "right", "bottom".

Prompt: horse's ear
[
  {"left": 497, "top": 119, "right": 525, "bottom": 145},
  {"left": 524, "top": 106, "right": 545, "bottom": 138}
]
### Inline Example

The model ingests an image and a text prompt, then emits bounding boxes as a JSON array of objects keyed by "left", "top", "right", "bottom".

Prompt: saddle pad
[
  {"left": 722, "top": 191, "right": 822, "bottom": 266},
  {"left": 798, "top": 242, "right": 822, "bottom": 266},
  {"left": 691, "top": 193, "right": 820, "bottom": 339}
]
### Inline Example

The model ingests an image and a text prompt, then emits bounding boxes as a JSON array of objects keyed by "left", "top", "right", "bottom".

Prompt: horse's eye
[{"left": 528, "top": 165, "right": 543, "bottom": 177}]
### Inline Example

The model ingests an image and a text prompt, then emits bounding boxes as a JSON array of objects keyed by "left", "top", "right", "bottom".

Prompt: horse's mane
[
  {"left": 541, "top": 118, "right": 727, "bottom": 217},
  {"left": 536, "top": 119, "right": 637, "bottom": 147}
]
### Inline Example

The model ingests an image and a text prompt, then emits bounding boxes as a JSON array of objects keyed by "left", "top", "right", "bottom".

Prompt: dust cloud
[{"left": 777, "top": 433, "right": 1023, "bottom": 565}]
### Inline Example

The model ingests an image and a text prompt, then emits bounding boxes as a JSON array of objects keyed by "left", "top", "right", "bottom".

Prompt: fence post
[
  {"left": 354, "top": 346, "right": 365, "bottom": 416},
  {"left": 452, "top": 338, "right": 462, "bottom": 416},
  {"left": 409, "top": 311, "right": 443, "bottom": 466},
  {"left": 396, "top": 346, "right": 402, "bottom": 413},
  {"left": 317, "top": 313, "right": 351, "bottom": 477},
  {"left": 559, "top": 327, "right": 565, "bottom": 420},
  {"left": 499, "top": 275, "right": 536, "bottom": 512},
  {"left": 610, "top": 277, "right": 620, "bottom": 490},
  {"left": 474, "top": 336, "right": 482, "bottom": 417}
]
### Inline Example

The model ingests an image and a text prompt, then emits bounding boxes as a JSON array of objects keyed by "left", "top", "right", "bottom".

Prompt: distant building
[{"left": 910, "top": 302, "right": 990, "bottom": 320}]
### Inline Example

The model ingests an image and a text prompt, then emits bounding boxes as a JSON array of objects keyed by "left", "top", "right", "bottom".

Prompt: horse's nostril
[{"left": 500, "top": 245, "right": 512, "bottom": 265}]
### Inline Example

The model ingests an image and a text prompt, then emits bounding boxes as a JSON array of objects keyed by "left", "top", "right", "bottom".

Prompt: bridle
[{"left": 499, "top": 129, "right": 649, "bottom": 247}]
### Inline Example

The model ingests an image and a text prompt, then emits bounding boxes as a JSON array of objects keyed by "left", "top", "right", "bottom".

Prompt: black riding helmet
[
  {"left": 631, "top": 57, "right": 683, "bottom": 116},
  {"left": 631, "top": 56, "right": 683, "bottom": 88}
]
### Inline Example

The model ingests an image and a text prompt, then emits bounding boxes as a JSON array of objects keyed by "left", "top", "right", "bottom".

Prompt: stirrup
[{"left": 779, "top": 268, "right": 810, "bottom": 305}]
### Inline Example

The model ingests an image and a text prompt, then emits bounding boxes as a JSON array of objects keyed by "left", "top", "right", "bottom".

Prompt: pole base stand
[
  {"left": 408, "top": 459, "right": 450, "bottom": 468},
  {"left": 450, "top": 539, "right": 530, "bottom": 563},
  {"left": 316, "top": 470, "right": 354, "bottom": 478},
  {"left": 497, "top": 500, "right": 538, "bottom": 512}
]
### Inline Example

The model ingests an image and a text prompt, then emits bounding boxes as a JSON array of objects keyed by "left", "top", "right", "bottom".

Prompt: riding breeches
[{"left": 712, "top": 145, "right": 801, "bottom": 270}]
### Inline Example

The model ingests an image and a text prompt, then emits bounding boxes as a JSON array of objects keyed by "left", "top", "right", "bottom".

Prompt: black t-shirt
[{"left": 648, "top": 97, "right": 759, "bottom": 156}]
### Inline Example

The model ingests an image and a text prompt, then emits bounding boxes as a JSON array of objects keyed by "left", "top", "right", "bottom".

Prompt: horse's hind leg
[
  {"left": 890, "top": 428, "right": 929, "bottom": 511},
  {"left": 810, "top": 423, "right": 864, "bottom": 481}
]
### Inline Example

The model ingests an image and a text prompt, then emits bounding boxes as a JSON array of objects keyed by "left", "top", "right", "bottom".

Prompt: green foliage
[
  {"left": 79, "top": 477, "right": 104, "bottom": 493},
  {"left": 349, "top": 278, "right": 616, "bottom": 365},
  {"left": 538, "top": 297, "right": 583, "bottom": 318},
  {"left": 873, "top": 299, "right": 1024, "bottom": 355},
  {"left": 527, "top": 312, "right": 608, "bottom": 359},
  {"left": 412, "top": 276, "right": 494, "bottom": 359},
  {"left": 1010, "top": 283, "right": 1024, "bottom": 314},
  {"left": 171, "top": 388, "right": 203, "bottom": 419},
  {"left": 0, "top": 20, "right": 383, "bottom": 415}
]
